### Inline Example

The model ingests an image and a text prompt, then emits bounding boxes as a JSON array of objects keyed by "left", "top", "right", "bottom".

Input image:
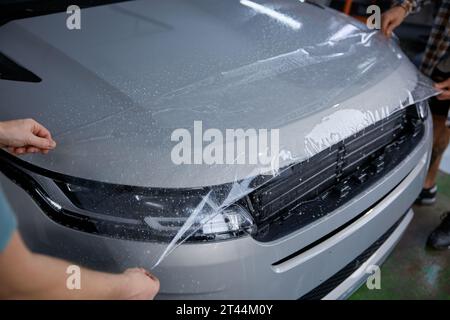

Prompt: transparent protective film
[
  {"left": 0, "top": 0, "right": 441, "bottom": 278},
  {"left": 127, "top": 31, "right": 439, "bottom": 268},
  {"left": 38, "top": 29, "right": 439, "bottom": 269}
]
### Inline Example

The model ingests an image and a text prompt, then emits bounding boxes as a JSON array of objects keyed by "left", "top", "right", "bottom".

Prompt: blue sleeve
[{"left": 0, "top": 185, "right": 17, "bottom": 252}]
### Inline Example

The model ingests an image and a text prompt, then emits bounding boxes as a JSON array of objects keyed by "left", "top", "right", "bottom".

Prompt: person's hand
[
  {"left": 0, "top": 119, "right": 56, "bottom": 155},
  {"left": 117, "top": 268, "right": 160, "bottom": 300},
  {"left": 381, "top": 6, "right": 408, "bottom": 38},
  {"left": 435, "top": 78, "right": 450, "bottom": 101}
]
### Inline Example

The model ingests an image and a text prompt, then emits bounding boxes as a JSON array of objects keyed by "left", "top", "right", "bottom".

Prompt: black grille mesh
[{"left": 242, "top": 104, "right": 424, "bottom": 242}]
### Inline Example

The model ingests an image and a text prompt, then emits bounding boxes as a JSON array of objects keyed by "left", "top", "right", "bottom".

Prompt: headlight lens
[
  {"left": 54, "top": 179, "right": 256, "bottom": 242},
  {"left": 0, "top": 152, "right": 256, "bottom": 242}
]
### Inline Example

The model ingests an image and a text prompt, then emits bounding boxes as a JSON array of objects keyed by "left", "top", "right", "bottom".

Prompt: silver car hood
[{"left": 0, "top": 0, "right": 428, "bottom": 187}]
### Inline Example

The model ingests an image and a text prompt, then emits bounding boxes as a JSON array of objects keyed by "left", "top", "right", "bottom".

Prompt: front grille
[{"left": 240, "top": 104, "right": 424, "bottom": 242}]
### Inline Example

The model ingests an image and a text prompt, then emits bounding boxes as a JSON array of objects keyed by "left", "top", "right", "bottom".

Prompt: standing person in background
[
  {"left": 382, "top": 0, "right": 450, "bottom": 250},
  {"left": 0, "top": 118, "right": 160, "bottom": 299}
]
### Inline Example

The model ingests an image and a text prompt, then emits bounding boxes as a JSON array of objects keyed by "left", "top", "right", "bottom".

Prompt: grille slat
[
  {"left": 259, "top": 161, "right": 337, "bottom": 212},
  {"left": 256, "top": 150, "right": 338, "bottom": 202}
]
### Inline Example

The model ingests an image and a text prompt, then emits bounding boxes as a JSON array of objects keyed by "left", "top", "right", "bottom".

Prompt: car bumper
[{"left": 0, "top": 113, "right": 432, "bottom": 299}]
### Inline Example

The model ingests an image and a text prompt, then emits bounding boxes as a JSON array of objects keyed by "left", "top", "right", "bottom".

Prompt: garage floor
[{"left": 350, "top": 171, "right": 450, "bottom": 299}]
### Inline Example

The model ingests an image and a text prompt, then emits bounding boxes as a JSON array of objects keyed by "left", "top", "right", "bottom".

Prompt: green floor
[{"left": 350, "top": 171, "right": 450, "bottom": 300}]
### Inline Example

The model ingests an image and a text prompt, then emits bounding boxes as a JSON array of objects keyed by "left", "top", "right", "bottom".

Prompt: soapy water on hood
[{"left": 52, "top": 31, "right": 399, "bottom": 138}]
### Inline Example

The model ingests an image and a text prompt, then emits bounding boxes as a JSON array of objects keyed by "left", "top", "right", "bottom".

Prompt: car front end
[{"left": 0, "top": 0, "right": 435, "bottom": 299}]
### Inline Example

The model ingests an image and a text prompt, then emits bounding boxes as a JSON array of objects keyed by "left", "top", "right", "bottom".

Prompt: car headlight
[{"left": 0, "top": 151, "right": 256, "bottom": 242}]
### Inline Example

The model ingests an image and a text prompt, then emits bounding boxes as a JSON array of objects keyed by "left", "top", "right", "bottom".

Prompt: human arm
[
  {"left": 0, "top": 232, "right": 160, "bottom": 300},
  {"left": 0, "top": 118, "right": 56, "bottom": 155},
  {"left": 435, "top": 78, "right": 450, "bottom": 101},
  {"left": 381, "top": 0, "right": 431, "bottom": 37}
]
